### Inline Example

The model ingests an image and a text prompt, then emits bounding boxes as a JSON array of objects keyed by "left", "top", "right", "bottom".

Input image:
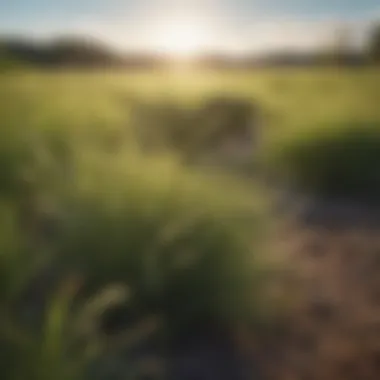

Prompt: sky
[{"left": 1, "top": 0, "right": 380, "bottom": 54}]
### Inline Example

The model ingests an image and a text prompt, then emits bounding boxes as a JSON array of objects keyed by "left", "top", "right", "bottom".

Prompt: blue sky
[{"left": 1, "top": 0, "right": 379, "bottom": 52}]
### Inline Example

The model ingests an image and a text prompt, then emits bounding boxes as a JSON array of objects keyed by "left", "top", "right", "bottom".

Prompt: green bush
[
  {"left": 129, "top": 96, "right": 256, "bottom": 164},
  {"left": 57, "top": 151, "right": 267, "bottom": 338},
  {"left": 266, "top": 122, "right": 380, "bottom": 201}
]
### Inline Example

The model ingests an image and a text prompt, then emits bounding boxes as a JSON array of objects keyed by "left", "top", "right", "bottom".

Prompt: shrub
[
  {"left": 57, "top": 152, "right": 268, "bottom": 339},
  {"left": 265, "top": 122, "right": 380, "bottom": 202},
  {"left": 129, "top": 96, "right": 258, "bottom": 165}
]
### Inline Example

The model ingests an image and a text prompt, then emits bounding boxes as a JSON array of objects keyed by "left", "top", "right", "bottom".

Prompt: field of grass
[
  {"left": 3, "top": 68, "right": 380, "bottom": 125},
  {"left": 1, "top": 67, "right": 380, "bottom": 380}
]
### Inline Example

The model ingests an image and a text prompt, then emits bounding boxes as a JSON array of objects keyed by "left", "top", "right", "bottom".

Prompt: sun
[{"left": 153, "top": 19, "right": 207, "bottom": 58}]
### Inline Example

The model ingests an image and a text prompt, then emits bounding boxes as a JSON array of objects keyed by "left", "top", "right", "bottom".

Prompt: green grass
[
  {"left": 2, "top": 68, "right": 379, "bottom": 162},
  {"left": 2, "top": 68, "right": 380, "bottom": 140},
  {"left": 1, "top": 67, "right": 380, "bottom": 379}
]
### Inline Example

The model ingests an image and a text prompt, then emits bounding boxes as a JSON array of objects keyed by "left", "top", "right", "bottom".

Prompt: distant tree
[
  {"left": 48, "top": 36, "right": 119, "bottom": 66},
  {"left": 329, "top": 25, "right": 353, "bottom": 65},
  {"left": 0, "top": 38, "right": 46, "bottom": 67},
  {"left": 0, "top": 36, "right": 125, "bottom": 68},
  {"left": 0, "top": 42, "right": 24, "bottom": 71},
  {"left": 368, "top": 23, "right": 380, "bottom": 62}
]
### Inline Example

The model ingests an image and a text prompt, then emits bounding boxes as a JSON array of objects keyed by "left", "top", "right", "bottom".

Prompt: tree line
[
  {"left": 1, "top": 23, "right": 380, "bottom": 70},
  {"left": 0, "top": 36, "right": 163, "bottom": 70}
]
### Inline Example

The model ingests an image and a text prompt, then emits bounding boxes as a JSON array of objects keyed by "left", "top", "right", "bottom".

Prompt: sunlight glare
[{"left": 154, "top": 19, "right": 208, "bottom": 58}]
